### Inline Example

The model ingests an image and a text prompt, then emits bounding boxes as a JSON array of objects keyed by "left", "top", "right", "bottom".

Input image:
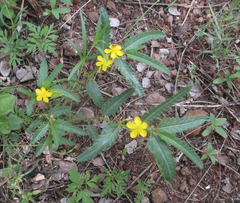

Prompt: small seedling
[
  {"left": 67, "top": 166, "right": 100, "bottom": 203},
  {"left": 101, "top": 167, "right": 130, "bottom": 197},
  {"left": 120, "top": 148, "right": 128, "bottom": 160},
  {"left": 134, "top": 178, "right": 152, "bottom": 203},
  {"left": 213, "top": 59, "right": 240, "bottom": 88},
  {"left": 43, "top": 0, "right": 70, "bottom": 19},
  {"left": 201, "top": 143, "right": 219, "bottom": 164},
  {"left": 202, "top": 113, "right": 227, "bottom": 138}
]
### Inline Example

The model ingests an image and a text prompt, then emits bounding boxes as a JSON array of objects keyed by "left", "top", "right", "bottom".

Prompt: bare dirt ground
[{"left": 0, "top": 0, "right": 240, "bottom": 202}]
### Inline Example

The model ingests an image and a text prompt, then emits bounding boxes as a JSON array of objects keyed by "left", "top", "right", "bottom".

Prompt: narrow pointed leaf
[
  {"left": 159, "top": 132, "right": 203, "bottom": 169},
  {"left": 68, "top": 59, "right": 84, "bottom": 80},
  {"left": 101, "top": 88, "right": 134, "bottom": 116},
  {"left": 49, "top": 106, "right": 71, "bottom": 118},
  {"left": 215, "top": 127, "right": 228, "bottom": 138},
  {"left": 55, "top": 119, "right": 87, "bottom": 135},
  {"left": 35, "top": 137, "right": 49, "bottom": 157},
  {"left": 76, "top": 123, "right": 119, "bottom": 162},
  {"left": 123, "top": 30, "right": 166, "bottom": 51},
  {"left": 31, "top": 122, "right": 50, "bottom": 144},
  {"left": 86, "top": 81, "right": 103, "bottom": 108},
  {"left": 141, "top": 86, "right": 192, "bottom": 123},
  {"left": 50, "top": 85, "right": 79, "bottom": 102},
  {"left": 65, "top": 37, "right": 82, "bottom": 59},
  {"left": 147, "top": 135, "right": 176, "bottom": 180},
  {"left": 37, "top": 59, "right": 48, "bottom": 87},
  {"left": 127, "top": 51, "right": 170, "bottom": 74},
  {"left": 51, "top": 123, "right": 60, "bottom": 148},
  {"left": 86, "top": 125, "right": 99, "bottom": 142},
  {"left": 158, "top": 115, "right": 210, "bottom": 133},
  {"left": 26, "top": 98, "right": 36, "bottom": 116},
  {"left": 116, "top": 59, "right": 144, "bottom": 96},
  {"left": 44, "top": 63, "right": 63, "bottom": 89},
  {"left": 17, "top": 87, "right": 36, "bottom": 99},
  {"left": 80, "top": 11, "right": 87, "bottom": 57},
  {"left": 26, "top": 118, "right": 43, "bottom": 133}
]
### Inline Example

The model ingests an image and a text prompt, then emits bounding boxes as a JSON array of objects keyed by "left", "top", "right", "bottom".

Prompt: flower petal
[
  {"left": 36, "top": 95, "right": 42, "bottom": 101},
  {"left": 116, "top": 50, "right": 124, "bottom": 56},
  {"left": 97, "top": 55, "right": 103, "bottom": 61},
  {"left": 130, "top": 130, "right": 138, "bottom": 138},
  {"left": 35, "top": 89, "right": 41, "bottom": 95},
  {"left": 127, "top": 122, "right": 136, "bottom": 129},
  {"left": 115, "top": 45, "right": 122, "bottom": 50},
  {"left": 43, "top": 97, "right": 49, "bottom": 103},
  {"left": 111, "top": 52, "right": 118, "bottom": 59},
  {"left": 134, "top": 117, "right": 142, "bottom": 125},
  {"left": 139, "top": 129, "right": 147, "bottom": 137},
  {"left": 104, "top": 49, "right": 111, "bottom": 54},
  {"left": 45, "top": 91, "right": 52, "bottom": 97},
  {"left": 141, "top": 122, "right": 148, "bottom": 129},
  {"left": 96, "top": 62, "right": 102, "bottom": 67}
]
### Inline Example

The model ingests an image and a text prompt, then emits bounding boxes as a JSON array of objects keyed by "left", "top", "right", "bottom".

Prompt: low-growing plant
[
  {"left": 201, "top": 142, "right": 219, "bottom": 165},
  {"left": 202, "top": 113, "right": 227, "bottom": 138},
  {"left": 43, "top": 0, "right": 71, "bottom": 19},
  {"left": 101, "top": 167, "right": 130, "bottom": 197},
  {"left": 134, "top": 178, "right": 152, "bottom": 203},
  {"left": 213, "top": 59, "right": 240, "bottom": 88},
  {"left": 0, "top": 0, "right": 18, "bottom": 20},
  {"left": 67, "top": 165, "right": 100, "bottom": 203}
]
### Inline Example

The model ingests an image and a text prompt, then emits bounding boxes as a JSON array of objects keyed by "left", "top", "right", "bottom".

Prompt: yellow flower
[
  {"left": 126, "top": 117, "right": 148, "bottom": 138},
  {"left": 35, "top": 87, "right": 52, "bottom": 103},
  {"left": 96, "top": 55, "right": 113, "bottom": 71},
  {"left": 104, "top": 44, "right": 124, "bottom": 59}
]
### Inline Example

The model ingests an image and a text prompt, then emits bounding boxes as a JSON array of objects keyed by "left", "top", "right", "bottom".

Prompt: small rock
[
  {"left": 32, "top": 180, "right": 45, "bottom": 190},
  {"left": 151, "top": 40, "right": 160, "bottom": 48},
  {"left": 141, "top": 197, "right": 150, "bottom": 203},
  {"left": 168, "top": 6, "right": 180, "bottom": 16},
  {"left": 165, "top": 83, "right": 174, "bottom": 93},
  {"left": 57, "top": 160, "right": 77, "bottom": 174},
  {"left": 109, "top": 18, "right": 120, "bottom": 27},
  {"left": 222, "top": 178, "right": 232, "bottom": 193},
  {"left": 161, "top": 73, "right": 171, "bottom": 81},
  {"left": 159, "top": 49, "right": 169, "bottom": 56},
  {"left": 31, "top": 173, "right": 45, "bottom": 182},
  {"left": 154, "top": 71, "right": 162, "bottom": 80},
  {"left": 125, "top": 140, "right": 137, "bottom": 154},
  {"left": 180, "top": 166, "right": 191, "bottom": 176},
  {"left": 89, "top": 11, "right": 99, "bottom": 22},
  {"left": 146, "top": 71, "right": 155, "bottom": 78},
  {"left": 20, "top": 72, "right": 34, "bottom": 82},
  {"left": 166, "top": 37, "right": 172, "bottom": 43},
  {"left": 169, "top": 48, "right": 177, "bottom": 59},
  {"left": 137, "top": 62, "right": 147, "bottom": 72},
  {"left": 151, "top": 188, "right": 168, "bottom": 203},
  {"left": 0, "top": 59, "right": 11, "bottom": 77},
  {"left": 142, "top": 77, "right": 151, "bottom": 88},
  {"left": 183, "top": 110, "right": 208, "bottom": 136},
  {"left": 98, "top": 197, "right": 113, "bottom": 203},
  {"left": 107, "top": 1, "right": 116, "bottom": 10},
  {"left": 92, "top": 157, "right": 104, "bottom": 167},
  {"left": 63, "top": 38, "right": 83, "bottom": 56},
  {"left": 145, "top": 92, "right": 166, "bottom": 105}
]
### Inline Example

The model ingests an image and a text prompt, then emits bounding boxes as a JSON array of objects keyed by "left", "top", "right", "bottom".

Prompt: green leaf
[
  {"left": 50, "top": 85, "right": 79, "bottom": 102},
  {"left": 86, "top": 125, "right": 99, "bottom": 142},
  {"left": 35, "top": 137, "right": 49, "bottom": 157},
  {"left": 55, "top": 7, "right": 69, "bottom": 15},
  {"left": 55, "top": 119, "right": 87, "bottom": 135},
  {"left": 51, "top": 123, "right": 60, "bottom": 148},
  {"left": 147, "top": 135, "right": 176, "bottom": 181},
  {"left": 44, "top": 63, "right": 63, "bottom": 89},
  {"left": 68, "top": 59, "right": 84, "bottom": 80},
  {"left": 49, "top": 106, "right": 71, "bottom": 118},
  {"left": 115, "top": 59, "right": 144, "bottom": 96},
  {"left": 141, "top": 86, "right": 192, "bottom": 123},
  {"left": 159, "top": 132, "right": 203, "bottom": 169},
  {"left": 158, "top": 115, "right": 210, "bottom": 134},
  {"left": 213, "top": 77, "right": 225, "bottom": 84},
  {"left": 65, "top": 37, "right": 82, "bottom": 59},
  {"left": 26, "top": 98, "right": 36, "bottom": 116},
  {"left": 37, "top": 59, "right": 48, "bottom": 87},
  {"left": 31, "top": 122, "right": 50, "bottom": 144},
  {"left": 202, "top": 126, "right": 211, "bottom": 136},
  {"left": 123, "top": 30, "right": 166, "bottom": 51},
  {"left": 59, "top": 136, "right": 75, "bottom": 146},
  {"left": 52, "top": 9, "right": 60, "bottom": 19},
  {"left": 17, "top": 87, "right": 36, "bottom": 99},
  {"left": 215, "top": 127, "right": 228, "bottom": 138},
  {"left": 86, "top": 81, "right": 103, "bottom": 108},
  {"left": 126, "top": 51, "right": 170, "bottom": 74},
  {"left": 26, "top": 119, "right": 43, "bottom": 133},
  {"left": 69, "top": 165, "right": 80, "bottom": 183},
  {"left": 60, "top": 0, "right": 71, "bottom": 5},
  {"left": 6, "top": 115, "right": 22, "bottom": 130},
  {"left": 2, "top": 6, "right": 14, "bottom": 19},
  {"left": 80, "top": 11, "right": 87, "bottom": 57},
  {"left": 50, "top": 0, "right": 56, "bottom": 9},
  {"left": 76, "top": 123, "right": 119, "bottom": 162},
  {"left": 97, "top": 8, "right": 110, "bottom": 50},
  {"left": 0, "top": 93, "right": 16, "bottom": 116},
  {"left": 215, "top": 118, "right": 226, "bottom": 126},
  {"left": 101, "top": 88, "right": 135, "bottom": 116}
]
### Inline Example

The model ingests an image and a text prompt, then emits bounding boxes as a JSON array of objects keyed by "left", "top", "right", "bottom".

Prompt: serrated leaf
[
  {"left": 158, "top": 115, "right": 210, "bottom": 133},
  {"left": 123, "top": 30, "right": 166, "bottom": 51},
  {"left": 59, "top": 136, "right": 75, "bottom": 146},
  {"left": 97, "top": 8, "right": 110, "bottom": 50},
  {"left": 159, "top": 132, "right": 203, "bottom": 169},
  {"left": 55, "top": 119, "right": 87, "bottom": 135},
  {"left": 51, "top": 123, "right": 60, "bottom": 148},
  {"left": 31, "top": 122, "right": 50, "bottom": 144},
  {"left": 49, "top": 106, "right": 71, "bottom": 118},
  {"left": 147, "top": 135, "right": 176, "bottom": 181},
  {"left": 37, "top": 59, "right": 48, "bottom": 87},
  {"left": 76, "top": 123, "right": 119, "bottom": 162},
  {"left": 126, "top": 51, "right": 170, "bottom": 74},
  {"left": 26, "top": 119, "right": 43, "bottom": 133},
  {"left": 86, "top": 81, "right": 103, "bottom": 108},
  {"left": 141, "top": 86, "right": 192, "bottom": 123},
  {"left": 50, "top": 85, "right": 79, "bottom": 102},
  {"left": 17, "top": 87, "right": 36, "bottom": 99},
  {"left": 0, "top": 93, "right": 16, "bottom": 116},
  {"left": 115, "top": 59, "right": 144, "bottom": 96},
  {"left": 35, "top": 137, "right": 49, "bottom": 157},
  {"left": 44, "top": 63, "right": 63, "bottom": 89},
  {"left": 86, "top": 125, "right": 99, "bottom": 142},
  {"left": 26, "top": 98, "right": 36, "bottom": 116},
  {"left": 101, "top": 88, "right": 134, "bottom": 116}
]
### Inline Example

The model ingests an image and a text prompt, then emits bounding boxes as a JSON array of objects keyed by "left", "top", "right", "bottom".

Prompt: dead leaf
[
  {"left": 89, "top": 11, "right": 99, "bottom": 22},
  {"left": 107, "top": 1, "right": 116, "bottom": 10},
  {"left": 92, "top": 157, "right": 104, "bottom": 167}
]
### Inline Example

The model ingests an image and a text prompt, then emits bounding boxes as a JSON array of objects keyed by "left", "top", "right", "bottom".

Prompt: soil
[{"left": 0, "top": 0, "right": 240, "bottom": 203}]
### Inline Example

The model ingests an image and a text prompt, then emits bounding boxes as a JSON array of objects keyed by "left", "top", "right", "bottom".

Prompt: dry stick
[
  {"left": 181, "top": 0, "right": 195, "bottom": 26},
  {"left": 184, "top": 164, "right": 212, "bottom": 203},
  {"left": 116, "top": 1, "right": 225, "bottom": 8},
  {"left": 113, "top": 163, "right": 153, "bottom": 203},
  {"left": 55, "top": 0, "right": 92, "bottom": 33}
]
